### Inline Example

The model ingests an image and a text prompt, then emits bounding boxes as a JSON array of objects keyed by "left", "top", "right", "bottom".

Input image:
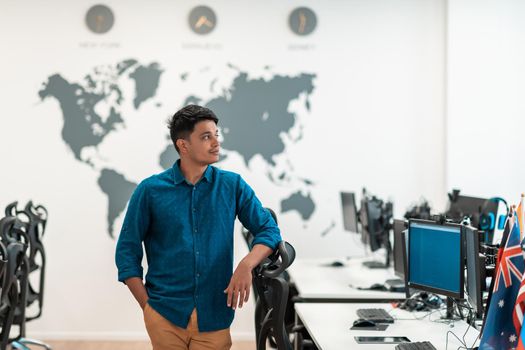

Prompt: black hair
[{"left": 168, "top": 104, "right": 219, "bottom": 153}]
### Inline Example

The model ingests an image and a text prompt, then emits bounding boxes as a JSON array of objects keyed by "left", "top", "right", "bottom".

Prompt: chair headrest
[
  {"left": 262, "top": 241, "right": 295, "bottom": 278},
  {"left": 4, "top": 201, "right": 18, "bottom": 217}
]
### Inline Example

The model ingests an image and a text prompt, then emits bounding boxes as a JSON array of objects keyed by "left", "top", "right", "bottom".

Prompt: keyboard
[
  {"left": 395, "top": 341, "right": 437, "bottom": 350},
  {"left": 356, "top": 308, "right": 394, "bottom": 323}
]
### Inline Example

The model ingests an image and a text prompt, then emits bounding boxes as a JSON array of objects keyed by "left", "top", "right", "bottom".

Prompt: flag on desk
[
  {"left": 514, "top": 201, "right": 525, "bottom": 350},
  {"left": 480, "top": 214, "right": 524, "bottom": 350}
]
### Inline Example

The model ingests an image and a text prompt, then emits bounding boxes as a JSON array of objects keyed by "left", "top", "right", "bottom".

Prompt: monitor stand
[
  {"left": 384, "top": 278, "right": 405, "bottom": 292},
  {"left": 362, "top": 234, "right": 392, "bottom": 269},
  {"left": 443, "top": 297, "right": 463, "bottom": 321}
]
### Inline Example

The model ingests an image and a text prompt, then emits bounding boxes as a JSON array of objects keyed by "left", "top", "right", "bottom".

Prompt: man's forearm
[
  {"left": 241, "top": 244, "right": 274, "bottom": 270},
  {"left": 125, "top": 277, "right": 149, "bottom": 309}
]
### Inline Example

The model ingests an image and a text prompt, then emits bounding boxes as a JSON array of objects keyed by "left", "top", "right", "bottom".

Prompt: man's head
[{"left": 168, "top": 105, "right": 220, "bottom": 165}]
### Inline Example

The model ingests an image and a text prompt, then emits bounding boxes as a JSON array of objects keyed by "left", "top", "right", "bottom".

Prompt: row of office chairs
[
  {"left": 242, "top": 208, "right": 315, "bottom": 350},
  {"left": 0, "top": 201, "right": 50, "bottom": 350}
]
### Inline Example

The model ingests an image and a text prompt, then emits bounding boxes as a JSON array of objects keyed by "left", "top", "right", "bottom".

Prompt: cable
[
  {"left": 443, "top": 298, "right": 480, "bottom": 350},
  {"left": 446, "top": 330, "right": 467, "bottom": 350}
]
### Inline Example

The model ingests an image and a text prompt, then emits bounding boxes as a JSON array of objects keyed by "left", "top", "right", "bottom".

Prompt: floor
[{"left": 42, "top": 340, "right": 255, "bottom": 350}]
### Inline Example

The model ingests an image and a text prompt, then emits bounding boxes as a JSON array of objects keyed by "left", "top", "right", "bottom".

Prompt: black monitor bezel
[
  {"left": 402, "top": 229, "right": 410, "bottom": 298},
  {"left": 393, "top": 219, "right": 407, "bottom": 279},
  {"left": 407, "top": 218, "right": 465, "bottom": 300},
  {"left": 359, "top": 197, "right": 370, "bottom": 246},
  {"left": 340, "top": 192, "right": 359, "bottom": 233},
  {"left": 465, "top": 225, "right": 483, "bottom": 318}
]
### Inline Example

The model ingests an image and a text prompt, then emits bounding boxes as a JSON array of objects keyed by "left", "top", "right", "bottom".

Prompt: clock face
[
  {"left": 289, "top": 7, "right": 317, "bottom": 36},
  {"left": 85, "top": 4, "right": 115, "bottom": 34},
  {"left": 188, "top": 6, "right": 217, "bottom": 35}
]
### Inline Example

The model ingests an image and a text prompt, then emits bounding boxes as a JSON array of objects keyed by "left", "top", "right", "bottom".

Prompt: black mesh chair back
[
  {"left": 3, "top": 202, "right": 47, "bottom": 320},
  {"left": 0, "top": 217, "right": 30, "bottom": 249},
  {"left": 4, "top": 202, "right": 18, "bottom": 218},
  {"left": 22, "top": 201, "right": 47, "bottom": 263},
  {"left": 0, "top": 233, "right": 27, "bottom": 350},
  {"left": 253, "top": 241, "right": 296, "bottom": 350},
  {"left": 0, "top": 239, "right": 9, "bottom": 348},
  {"left": 19, "top": 202, "right": 47, "bottom": 320}
]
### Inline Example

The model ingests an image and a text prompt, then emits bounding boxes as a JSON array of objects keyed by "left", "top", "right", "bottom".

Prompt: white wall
[
  {"left": 446, "top": 0, "right": 525, "bottom": 204},
  {"left": 0, "top": 0, "right": 445, "bottom": 341}
]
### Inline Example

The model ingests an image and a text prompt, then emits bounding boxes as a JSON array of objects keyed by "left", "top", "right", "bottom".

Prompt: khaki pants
[{"left": 143, "top": 304, "right": 232, "bottom": 350}]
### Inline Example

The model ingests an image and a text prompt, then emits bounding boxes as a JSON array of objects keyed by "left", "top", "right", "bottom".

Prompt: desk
[
  {"left": 294, "top": 303, "right": 480, "bottom": 350},
  {"left": 288, "top": 257, "right": 406, "bottom": 302}
]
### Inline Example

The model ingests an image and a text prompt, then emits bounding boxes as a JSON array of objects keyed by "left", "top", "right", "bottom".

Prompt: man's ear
[{"left": 176, "top": 139, "right": 187, "bottom": 154}]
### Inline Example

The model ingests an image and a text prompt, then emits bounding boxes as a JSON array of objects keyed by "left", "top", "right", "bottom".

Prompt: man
[{"left": 115, "top": 104, "right": 281, "bottom": 350}]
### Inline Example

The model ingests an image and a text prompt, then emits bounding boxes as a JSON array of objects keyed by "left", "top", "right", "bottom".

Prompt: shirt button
[
  {"left": 197, "top": 273, "right": 200, "bottom": 277},
  {"left": 196, "top": 251, "right": 200, "bottom": 255},
  {"left": 194, "top": 229, "right": 197, "bottom": 233},
  {"left": 193, "top": 208, "right": 196, "bottom": 212}
]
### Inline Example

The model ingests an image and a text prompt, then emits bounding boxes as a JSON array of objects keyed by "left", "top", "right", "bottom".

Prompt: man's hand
[
  {"left": 125, "top": 277, "right": 149, "bottom": 310},
  {"left": 224, "top": 244, "right": 274, "bottom": 310},
  {"left": 224, "top": 260, "right": 252, "bottom": 309}
]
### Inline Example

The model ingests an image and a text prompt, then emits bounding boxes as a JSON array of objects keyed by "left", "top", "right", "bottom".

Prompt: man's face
[{"left": 181, "top": 120, "right": 220, "bottom": 166}]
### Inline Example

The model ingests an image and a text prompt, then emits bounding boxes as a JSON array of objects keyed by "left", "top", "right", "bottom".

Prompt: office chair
[
  {"left": 253, "top": 240, "right": 296, "bottom": 350},
  {"left": 243, "top": 209, "right": 301, "bottom": 349},
  {"left": 2, "top": 205, "right": 51, "bottom": 350},
  {"left": 0, "top": 216, "right": 30, "bottom": 350}
]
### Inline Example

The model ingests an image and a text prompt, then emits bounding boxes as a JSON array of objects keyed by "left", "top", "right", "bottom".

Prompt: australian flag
[{"left": 480, "top": 215, "right": 524, "bottom": 350}]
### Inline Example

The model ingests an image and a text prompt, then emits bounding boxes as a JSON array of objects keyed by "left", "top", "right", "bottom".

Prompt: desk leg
[
  {"left": 294, "top": 311, "right": 302, "bottom": 350},
  {"left": 293, "top": 311, "right": 318, "bottom": 350}
]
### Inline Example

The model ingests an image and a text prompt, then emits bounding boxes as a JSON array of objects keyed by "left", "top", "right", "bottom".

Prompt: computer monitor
[
  {"left": 465, "top": 225, "right": 483, "bottom": 319},
  {"left": 360, "top": 198, "right": 383, "bottom": 252},
  {"left": 446, "top": 192, "right": 498, "bottom": 231},
  {"left": 393, "top": 219, "right": 407, "bottom": 279},
  {"left": 340, "top": 192, "right": 358, "bottom": 233},
  {"left": 359, "top": 195, "right": 393, "bottom": 269},
  {"left": 382, "top": 218, "right": 407, "bottom": 291},
  {"left": 407, "top": 219, "right": 464, "bottom": 299}
]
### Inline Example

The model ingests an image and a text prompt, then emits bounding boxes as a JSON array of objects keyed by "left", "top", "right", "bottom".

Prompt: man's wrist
[{"left": 240, "top": 257, "right": 257, "bottom": 270}]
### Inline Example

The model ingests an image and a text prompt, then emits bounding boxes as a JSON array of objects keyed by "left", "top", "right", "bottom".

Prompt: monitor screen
[
  {"left": 407, "top": 220, "right": 464, "bottom": 299},
  {"left": 341, "top": 192, "right": 358, "bottom": 233},
  {"left": 465, "top": 225, "right": 483, "bottom": 318},
  {"left": 393, "top": 219, "right": 407, "bottom": 278}
]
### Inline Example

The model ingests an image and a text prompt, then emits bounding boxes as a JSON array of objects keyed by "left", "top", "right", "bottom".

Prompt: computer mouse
[
  {"left": 331, "top": 261, "right": 344, "bottom": 267},
  {"left": 369, "top": 283, "right": 387, "bottom": 291},
  {"left": 352, "top": 318, "right": 377, "bottom": 328}
]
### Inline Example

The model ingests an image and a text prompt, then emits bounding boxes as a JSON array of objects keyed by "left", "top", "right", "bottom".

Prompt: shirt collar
[
  {"left": 172, "top": 160, "right": 214, "bottom": 185},
  {"left": 202, "top": 164, "right": 214, "bottom": 183}
]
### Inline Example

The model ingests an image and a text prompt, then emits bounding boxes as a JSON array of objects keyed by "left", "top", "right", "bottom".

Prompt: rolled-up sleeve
[
  {"left": 236, "top": 176, "right": 282, "bottom": 250},
  {"left": 115, "top": 181, "right": 150, "bottom": 283}
]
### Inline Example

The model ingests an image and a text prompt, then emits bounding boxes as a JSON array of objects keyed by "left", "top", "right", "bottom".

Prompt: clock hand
[
  {"left": 195, "top": 16, "right": 213, "bottom": 29},
  {"left": 298, "top": 12, "right": 306, "bottom": 33}
]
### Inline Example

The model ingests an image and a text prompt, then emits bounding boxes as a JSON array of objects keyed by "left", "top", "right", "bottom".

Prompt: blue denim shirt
[{"left": 115, "top": 161, "right": 281, "bottom": 332}]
